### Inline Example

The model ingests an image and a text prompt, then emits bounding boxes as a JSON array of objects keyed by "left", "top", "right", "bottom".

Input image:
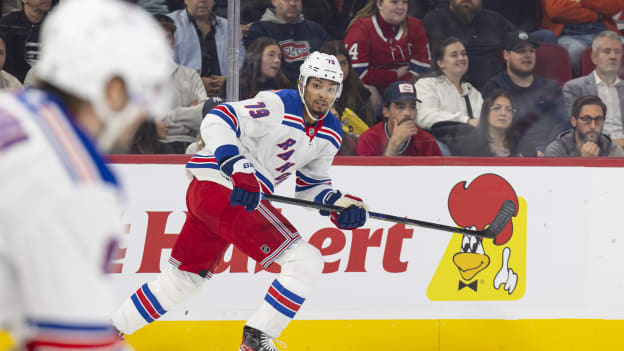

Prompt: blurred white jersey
[
  {"left": 0, "top": 89, "right": 124, "bottom": 350},
  {"left": 186, "top": 89, "right": 344, "bottom": 204}
]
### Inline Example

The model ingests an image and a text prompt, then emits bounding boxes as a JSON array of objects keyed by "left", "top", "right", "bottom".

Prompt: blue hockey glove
[
  {"left": 219, "top": 155, "right": 262, "bottom": 212},
  {"left": 320, "top": 190, "right": 368, "bottom": 229}
]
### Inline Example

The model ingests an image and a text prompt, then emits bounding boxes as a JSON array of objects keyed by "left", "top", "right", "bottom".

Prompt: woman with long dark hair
[
  {"left": 239, "top": 36, "right": 290, "bottom": 100},
  {"left": 319, "top": 40, "right": 375, "bottom": 127},
  {"left": 468, "top": 89, "right": 537, "bottom": 157}
]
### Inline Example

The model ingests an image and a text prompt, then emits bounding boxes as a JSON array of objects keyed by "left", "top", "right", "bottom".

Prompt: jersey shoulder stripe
[
  {"left": 16, "top": 90, "right": 118, "bottom": 188},
  {"left": 316, "top": 112, "right": 343, "bottom": 149},
  {"left": 282, "top": 114, "right": 307, "bottom": 133},
  {"left": 210, "top": 104, "right": 241, "bottom": 137}
]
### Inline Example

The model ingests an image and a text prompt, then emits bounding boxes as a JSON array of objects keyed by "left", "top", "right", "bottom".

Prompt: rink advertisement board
[{"left": 101, "top": 157, "right": 624, "bottom": 350}]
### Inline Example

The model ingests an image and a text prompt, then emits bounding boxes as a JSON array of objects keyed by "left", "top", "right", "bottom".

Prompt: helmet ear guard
[{"left": 297, "top": 51, "right": 344, "bottom": 122}]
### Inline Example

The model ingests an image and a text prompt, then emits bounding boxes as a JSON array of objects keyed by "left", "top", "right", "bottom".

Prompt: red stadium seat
[
  {"left": 534, "top": 43, "right": 572, "bottom": 86},
  {"left": 581, "top": 46, "right": 624, "bottom": 79}
]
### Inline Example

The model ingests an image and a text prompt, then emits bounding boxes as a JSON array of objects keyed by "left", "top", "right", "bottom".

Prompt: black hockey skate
[{"left": 239, "top": 325, "right": 284, "bottom": 351}]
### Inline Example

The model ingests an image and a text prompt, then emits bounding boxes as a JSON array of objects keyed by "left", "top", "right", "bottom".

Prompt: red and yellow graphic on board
[{"left": 427, "top": 174, "right": 527, "bottom": 301}]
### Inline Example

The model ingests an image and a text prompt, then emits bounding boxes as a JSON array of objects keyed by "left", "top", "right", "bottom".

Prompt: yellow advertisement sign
[{"left": 427, "top": 174, "right": 526, "bottom": 300}]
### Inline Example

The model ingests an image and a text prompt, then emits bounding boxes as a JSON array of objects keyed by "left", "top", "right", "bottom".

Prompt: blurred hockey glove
[
  {"left": 219, "top": 155, "right": 261, "bottom": 212},
  {"left": 320, "top": 190, "right": 368, "bottom": 229}
]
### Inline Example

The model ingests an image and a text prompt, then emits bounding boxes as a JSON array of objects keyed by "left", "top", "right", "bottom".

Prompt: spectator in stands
[
  {"left": 356, "top": 81, "right": 441, "bottom": 156},
  {"left": 240, "top": 0, "right": 269, "bottom": 38},
  {"left": 137, "top": 0, "right": 169, "bottom": 14},
  {"left": 0, "top": 0, "right": 50, "bottom": 82},
  {"left": 320, "top": 40, "right": 375, "bottom": 127},
  {"left": 320, "top": 40, "right": 375, "bottom": 155},
  {"left": 167, "top": 0, "right": 245, "bottom": 97},
  {"left": 129, "top": 120, "right": 175, "bottom": 154},
  {"left": 0, "top": 32, "right": 21, "bottom": 89},
  {"left": 345, "top": 0, "right": 431, "bottom": 97},
  {"left": 482, "top": 30, "right": 570, "bottom": 153},
  {"left": 563, "top": 31, "right": 624, "bottom": 148},
  {"left": 545, "top": 95, "right": 624, "bottom": 157},
  {"left": 414, "top": 37, "right": 482, "bottom": 148},
  {"left": 245, "top": 0, "right": 328, "bottom": 84},
  {"left": 539, "top": 0, "right": 623, "bottom": 77},
  {"left": 467, "top": 89, "right": 537, "bottom": 156},
  {"left": 303, "top": 0, "right": 433, "bottom": 40},
  {"left": 152, "top": 13, "right": 213, "bottom": 154},
  {"left": 481, "top": 0, "right": 556, "bottom": 44},
  {"left": 423, "top": 0, "right": 514, "bottom": 89},
  {"left": 239, "top": 36, "right": 290, "bottom": 100}
]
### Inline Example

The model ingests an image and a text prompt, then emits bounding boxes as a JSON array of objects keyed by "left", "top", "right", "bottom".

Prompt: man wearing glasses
[{"left": 545, "top": 95, "right": 624, "bottom": 157}]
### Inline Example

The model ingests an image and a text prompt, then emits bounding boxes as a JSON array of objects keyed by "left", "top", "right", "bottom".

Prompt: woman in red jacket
[{"left": 344, "top": 0, "right": 431, "bottom": 96}]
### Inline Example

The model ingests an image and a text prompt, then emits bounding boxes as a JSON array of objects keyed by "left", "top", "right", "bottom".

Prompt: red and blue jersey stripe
[
  {"left": 316, "top": 126, "right": 342, "bottom": 149},
  {"left": 264, "top": 279, "right": 305, "bottom": 319},
  {"left": 25, "top": 318, "right": 123, "bottom": 350},
  {"left": 186, "top": 154, "right": 219, "bottom": 170},
  {"left": 131, "top": 283, "right": 167, "bottom": 323},
  {"left": 209, "top": 103, "right": 241, "bottom": 137},
  {"left": 295, "top": 171, "right": 332, "bottom": 193}
]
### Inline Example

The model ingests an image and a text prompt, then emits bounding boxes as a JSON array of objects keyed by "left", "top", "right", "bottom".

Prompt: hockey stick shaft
[{"left": 263, "top": 194, "right": 516, "bottom": 239}]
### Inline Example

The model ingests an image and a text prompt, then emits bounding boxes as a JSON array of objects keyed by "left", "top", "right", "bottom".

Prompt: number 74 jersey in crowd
[{"left": 186, "top": 89, "right": 343, "bottom": 202}]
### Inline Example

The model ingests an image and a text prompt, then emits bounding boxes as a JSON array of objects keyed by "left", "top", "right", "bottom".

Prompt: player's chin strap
[{"left": 298, "top": 82, "right": 338, "bottom": 124}]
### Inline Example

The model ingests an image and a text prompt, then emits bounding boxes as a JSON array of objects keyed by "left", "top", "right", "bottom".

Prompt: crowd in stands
[{"left": 1, "top": 0, "right": 624, "bottom": 158}]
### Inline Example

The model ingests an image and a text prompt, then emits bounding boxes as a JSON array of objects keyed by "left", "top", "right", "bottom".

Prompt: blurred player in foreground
[
  {"left": 113, "top": 51, "right": 369, "bottom": 351},
  {"left": 0, "top": 0, "right": 172, "bottom": 349}
]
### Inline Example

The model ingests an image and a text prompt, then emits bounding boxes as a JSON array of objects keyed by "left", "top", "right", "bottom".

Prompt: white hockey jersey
[
  {"left": 0, "top": 89, "right": 124, "bottom": 350},
  {"left": 186, "top": 89, "right": 343, "bottom": 203}
]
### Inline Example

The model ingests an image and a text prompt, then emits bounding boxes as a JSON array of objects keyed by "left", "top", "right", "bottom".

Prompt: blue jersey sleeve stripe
[
  {"left": 264, "top": 295, "right": 296, "bottom": 318},
  {"left": 272, "top": 279, "right": 306, "bottom": 304},
  {"left": 295, "top": 171, "right": 331, "bottom": 184},
  {"left": 27, "top": 319, "right": 115, "bottom": 331},
  {"left": 282, "top": 120, "right": 307, "bottom": 133},
  {"left": 185, "top": 163, "right": 220, "bottom": 169},
  {"left": 209, "top": 110, "right": 241, "bottom": 137},
  {"left": 142, "top": 283, "right": 167, "bottom": 315},
  {"left": 130, "top": 294, "right": 154, "bottom": 323},
  {"left": 315, "top": 133, "right": 341, "bottom": 149},
  {"left": 295, "top": 184, "right": 323, "bottom": 192},
  {"left": 255, "top": 170, "right": 275, "bottom": 194}
]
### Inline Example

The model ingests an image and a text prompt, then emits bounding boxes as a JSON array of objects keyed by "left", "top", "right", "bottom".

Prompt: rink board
[{"left": 4, "top": 156, "right": 624, "bottom": 350}]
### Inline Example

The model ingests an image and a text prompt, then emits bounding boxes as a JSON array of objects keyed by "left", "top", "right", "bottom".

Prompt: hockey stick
[{"left": 263, "top": 193, "right": 516, "bottom": 240}]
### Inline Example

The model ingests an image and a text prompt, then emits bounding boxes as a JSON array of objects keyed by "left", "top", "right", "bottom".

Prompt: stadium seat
[
  {"left": 534, "top": 43, "right": 572, "bottom": 86},
  {"left": 580, "top": 46, "right": 624, "bottom": 79}
]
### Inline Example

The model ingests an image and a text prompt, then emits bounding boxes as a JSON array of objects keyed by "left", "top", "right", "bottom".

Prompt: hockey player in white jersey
[
  {"left": 112, "top": 52, "right": 369, "bottom": 350},
  {"left": 0, "top": 0, "right": 172, "bottom": 349}
]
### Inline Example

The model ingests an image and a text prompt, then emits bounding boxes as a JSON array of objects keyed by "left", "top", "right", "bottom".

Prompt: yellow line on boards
[{"left": 3, "top": 319, "right": 624, "bottom": 351}]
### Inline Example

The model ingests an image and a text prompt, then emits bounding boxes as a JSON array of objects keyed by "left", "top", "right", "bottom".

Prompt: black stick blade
[{"left": 482, "top": 200, "right": 517, "bottom": 239}]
